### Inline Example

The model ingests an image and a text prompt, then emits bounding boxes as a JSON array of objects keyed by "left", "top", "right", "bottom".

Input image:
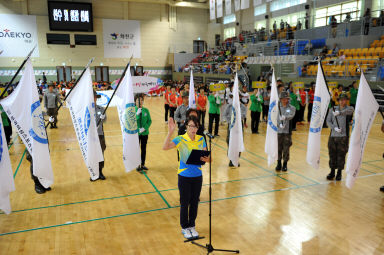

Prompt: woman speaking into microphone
[{"left": 163, "top": 116, "right": 210, "bottom": 240}]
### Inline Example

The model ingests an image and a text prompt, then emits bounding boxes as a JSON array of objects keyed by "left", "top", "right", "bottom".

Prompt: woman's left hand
[{"left": 200, "top": 156, "right": 210, "bottom": 162}]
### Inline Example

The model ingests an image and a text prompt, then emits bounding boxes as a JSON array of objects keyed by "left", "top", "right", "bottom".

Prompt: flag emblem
[
  {"left": 83, "top": 107, "right": 91, "bottom": 136},
  {"left": 268, "top": 101, "right": 278, "bottom": 132},
  {"left": 309, "top": 96, "right": 322, "bottom": 133},
  {"left": 230, "top": 106, "right": 236, "bottom": 129},
  {"left": 122, "top": 103, "right": 138, "bottom": 134},
  {"left": 29, "top": 101, "right": 48, "bottom": 144}
]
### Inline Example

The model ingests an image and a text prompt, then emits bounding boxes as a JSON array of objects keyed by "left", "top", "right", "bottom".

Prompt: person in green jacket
[
  {"left": 250, "top": 88, "right": 264, "bottom": 134},
  {"left": 0, "top": 105, "right": 12, "bottom": 145},
  {"left": 289, "top": 85, "right": 300, "bottom": 131},
  {"left": 135, "top": 94, "right": 152, "bottom": 172},
  {"left": 208, "top": 91, "right": 222, "bottom": 137},
  {"left": 349, "top": 81, "right": 358, "bottom": 108}
]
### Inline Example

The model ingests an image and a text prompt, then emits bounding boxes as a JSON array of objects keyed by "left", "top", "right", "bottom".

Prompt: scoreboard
[{"left": 48, "top": 1, "right": 93, "bottom": 32}]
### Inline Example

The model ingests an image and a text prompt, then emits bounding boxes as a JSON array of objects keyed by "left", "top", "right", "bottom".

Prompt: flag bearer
[
  {"left": 44, "top": 83, "right": 61, "bottom": 129},
  {"left": 135, "top": 94, "right": 152, "bottom": 172},
  {"left": 92, "top": 91, "right": 107, "bottom": 181},
  {"left": 26, "top": 150, "right": 52, "bottom": 194},
  {"left": 175, "top": 92, "right": 189, "bottom": 128},
  {"left": 275, "top": 91, "right": 296, "bottom": 172},
  {"left": 326, "top": 93, "right": 354, "bottom": 181}
]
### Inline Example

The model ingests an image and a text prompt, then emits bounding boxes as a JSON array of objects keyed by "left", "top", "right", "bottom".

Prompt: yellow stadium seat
[
  {"left": 353, "top": 49, "right": 361, "bottom": 58},
  {"left": 381, "top": 35, "right": 384, "bottom": 40},
  {"left": 338, "top": 49, "right": 345, "bottom": 56},
  {"left": 370, "top": 40, "right": 379, "bottom": 48},
  {"left": 380, "top": 48, "right": 384, "bottom": 58},
  {"left": 361, "top": 48, "right": 369, "bottom": 57},
  {"left": 374, "top": 47, "right": 382, "bottom": 57},
  {"left": 367, "top": 47, "right": 375, "bottom": 56},
  {"left": 380, "top": 40, "right": 384, "bottom": 47}
]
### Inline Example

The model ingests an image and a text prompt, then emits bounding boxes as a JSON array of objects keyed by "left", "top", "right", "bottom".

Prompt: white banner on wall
[
  {"left": 210, "top": 0, "right": 216, "bottom": 20},
  {"left": 225, "top": 0, "right": 232, "bottom": 15},
  {"left": 241, "top": 0, "right": 250, "bottom": 9},
  {"left": 217, "top": 0, "right": 223, "bottom": 18},
  {"left": 0, "top": 14, "right": 39, "bottom": 58},
  {"left": 253, "top": 0, "right": 262, "bottom": 6},
  {"left": 234, "top": 0, "right": 241, "bottom": 11},
  {"left": 103, "top": 19, "right": 141, "bottom": 58}
]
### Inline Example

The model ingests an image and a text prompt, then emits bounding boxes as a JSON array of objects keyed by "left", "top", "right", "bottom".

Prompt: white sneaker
[
  {"left": 188, "top": 227, "right": 199, "bottom": 238},
  {"left": 181, "top": 228, "right": 193, "bottom": 239}
]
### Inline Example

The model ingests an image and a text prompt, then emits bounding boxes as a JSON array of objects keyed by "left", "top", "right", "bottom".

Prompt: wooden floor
[{"left": 0, "top": 96, "right": 383, "bottom": 255}]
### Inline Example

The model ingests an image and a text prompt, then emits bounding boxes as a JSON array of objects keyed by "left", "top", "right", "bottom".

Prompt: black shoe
[
  {"left": 53, "top": 124, "right": 58, "bottom": 128},
  {"left": 380, "top": 186, "right": 384, "bottom": 192},
  {"left": 45, "top": 187, "right": 52, "bottom": 191},
  {"left": 99, "top": 173, "right": 106, "bottom": 180},
  {"left": 275, "top": 160, "right": 282, "bottom": 171},
  {"left": 229, "top": 161, "right": 234, "bottom": 167},
  {"left": 136, "top": 166, "right": 142, "bottom": 172},
  {"left": 141, "top": 165, "right": 148, "bottom": 171},
  {"left": 35, "top": 184, "right": 46, "bottom": 194},
  {"left": 327, "top": 169, "right": 335, "bottom": 180},
  {"left": 282, "top": 162, "right": 288, "bottom": 172},
  {"left": 335, "top": 169, "right": 342, "bottom": 181},
  {"left": 49, "top": 125, "right": 54, "bottom": 129}
]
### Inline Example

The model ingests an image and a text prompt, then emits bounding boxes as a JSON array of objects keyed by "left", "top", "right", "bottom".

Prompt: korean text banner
[{"left": 103, "top": 19, "right": 141, "bottom": 58}]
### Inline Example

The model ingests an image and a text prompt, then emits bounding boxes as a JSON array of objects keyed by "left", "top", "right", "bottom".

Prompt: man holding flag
[
  {"left": 326, "top": 93, "right": 354, "bottom": 181},
  {"left": 275, "top": 91, "right": 296, "bottom": 172},
  {"left": 345, "top": 73, "right": 379, "bottom": 188},
  {"left": 1, "top": 59, "right": 54, "bottom": 190},
  {"left": 227, "top": 73, "right": 245, "bottom": 167},
  {"left": 66, "top": 68, "right": 104, "bottom": 181},
  {"left": 306, "top": 63, "right": 331, "bottom": 169}
]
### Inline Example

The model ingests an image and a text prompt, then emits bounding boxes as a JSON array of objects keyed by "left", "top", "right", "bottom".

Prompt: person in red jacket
[
  {"left": 169, "top": 86, "right": 178, "bottom": 118},
  {"left": 307, "top": 82, "right": 315, "bottom": 122},
  {"left": 298, "top": 87, "right": 307, "bottom": 123},
  {"left": 196, "top": 87, "right": 207, "bottom": 128}
]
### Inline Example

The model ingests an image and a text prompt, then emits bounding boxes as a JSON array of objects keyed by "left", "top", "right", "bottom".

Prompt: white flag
[
  {"left": 189, "top": 70, "right": 196, "bottom": 109},
  {"left": 228, "top": 73, "right": 245, "bottom": 166},
  {"left": 345, "top": 73, "right": 379, "bottom": 188},
  {"left": 306, "top": 63, "right": 331, "bottom": 169},
  {"left": 264, "top": 69, "right": 279, "bottom": 166},
  {"left": 1, "top": 60, "right": 53, "bottom": 188},
  {"left": 0, "top": 118, "right": 15, "bottom": 214},
  {"left": 210, "top": 0, "right": 216, "bottom": 20},
  {"left": 115, "top": 66, "right": 141, "bottom": 172},
  {"left": 225, "top": 0, "right": 232, "bottom": 15},
  {"left": 66, "top": 68, "right": 104, "bottom": 180}
]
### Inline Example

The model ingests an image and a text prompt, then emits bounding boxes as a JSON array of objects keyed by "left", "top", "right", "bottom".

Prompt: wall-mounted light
[
  {"left": 100, "top": 62, "right": 104, "bottom": 66},
  {"left": 62, "top": 62, "right": 66, "bottom": 66},
  {"left": 11, "top": 59, "right": 15, "bottom": 62},
  {"left": 51, "top": 58, "right": 55, "bottom": 62}
]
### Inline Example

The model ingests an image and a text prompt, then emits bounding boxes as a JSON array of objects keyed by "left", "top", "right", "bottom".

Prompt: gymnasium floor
[{"left": 0, "top": 96, "right": 383, "bottom": 255}]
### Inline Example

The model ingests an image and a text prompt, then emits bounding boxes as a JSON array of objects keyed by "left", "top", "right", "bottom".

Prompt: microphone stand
[{"left": 189, "top": 134, "right": 240, "bottom": 254}]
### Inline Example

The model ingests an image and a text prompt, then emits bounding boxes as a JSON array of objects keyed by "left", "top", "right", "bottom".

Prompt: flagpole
[
  {"left": 0, "top": 45, "right": 37, "bottom": 100},
  {"left": 319, "top": 61, "right": 340, "bottom": 129},
  {"left": 45, "top": 57, "right": 94, "bottom": 128},
  {"left": 97, "top": 55, "right": 133, "bottom": 126}
]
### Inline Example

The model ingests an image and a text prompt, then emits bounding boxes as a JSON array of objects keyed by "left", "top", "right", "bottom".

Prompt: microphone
[{"left": 204, "top": 131, "right": 215, "bottom": 139}]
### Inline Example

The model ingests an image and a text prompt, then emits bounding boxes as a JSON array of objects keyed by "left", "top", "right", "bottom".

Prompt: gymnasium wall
[{"left": 0, "top": 0, "right": 216, "bottom": 70}]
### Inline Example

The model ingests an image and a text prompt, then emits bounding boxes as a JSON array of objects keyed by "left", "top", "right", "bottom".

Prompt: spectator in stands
[
  {"left": 273, "top": 21, "right": 277, "bottom": 37},
  {"left": 380, "top": 10, "right": 384, "bottom": 26},
  {"left": 42, "top": 72, "right": 47, "bottom": 84},
  {"left": 329, "top": 43, "right": 339, "bottom": 57},
  {"left": 297, "top": 20, "right": 302, "bottom": 30},
  {"left": 280, "top": 20, "right": 285, "bottom": 31},
  {"left": 363, "top": 9, "right": 371, "bottom": 35},
  {"left": 304, "top": 41, "right": 313, "bottom": 55},
  {"left": 305, "top": 13, "right": 310, "bottom": 29},
  {"left": 320, "top": 46, "right": 328, "bottom": 59},
  {"left": 330, "top": 16, "right": 338, "bottom": 38},
  {"left": 344, "top": 13, "right": 352, "bottom": 23}
]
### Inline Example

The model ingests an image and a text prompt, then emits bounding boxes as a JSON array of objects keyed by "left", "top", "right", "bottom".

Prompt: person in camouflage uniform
[
  {"left": 326, "top": 93, "right": 354, "bottom": 181},
  {"left": 26, "top": 150, "right": 52, "bottom": 194},
  {"left": 276, "top": 91, "right": 296, "bottom": 172},
  {"left": 44, "top": 83, "right": 61, "bottom": 129}
]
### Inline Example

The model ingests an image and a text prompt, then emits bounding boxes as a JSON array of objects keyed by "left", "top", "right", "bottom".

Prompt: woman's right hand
[{"left": 168, "top": 117, "right": 176, "bottom": 134}]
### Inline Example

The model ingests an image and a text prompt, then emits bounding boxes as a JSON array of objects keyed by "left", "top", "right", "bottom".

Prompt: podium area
[{"left": 1, "top": 97, "right": 383, "bottom": 254}]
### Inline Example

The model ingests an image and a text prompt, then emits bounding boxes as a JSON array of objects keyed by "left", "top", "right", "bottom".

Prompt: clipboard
[{"left": 186, "top": 150, "right": 211, "bottom": 165}]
